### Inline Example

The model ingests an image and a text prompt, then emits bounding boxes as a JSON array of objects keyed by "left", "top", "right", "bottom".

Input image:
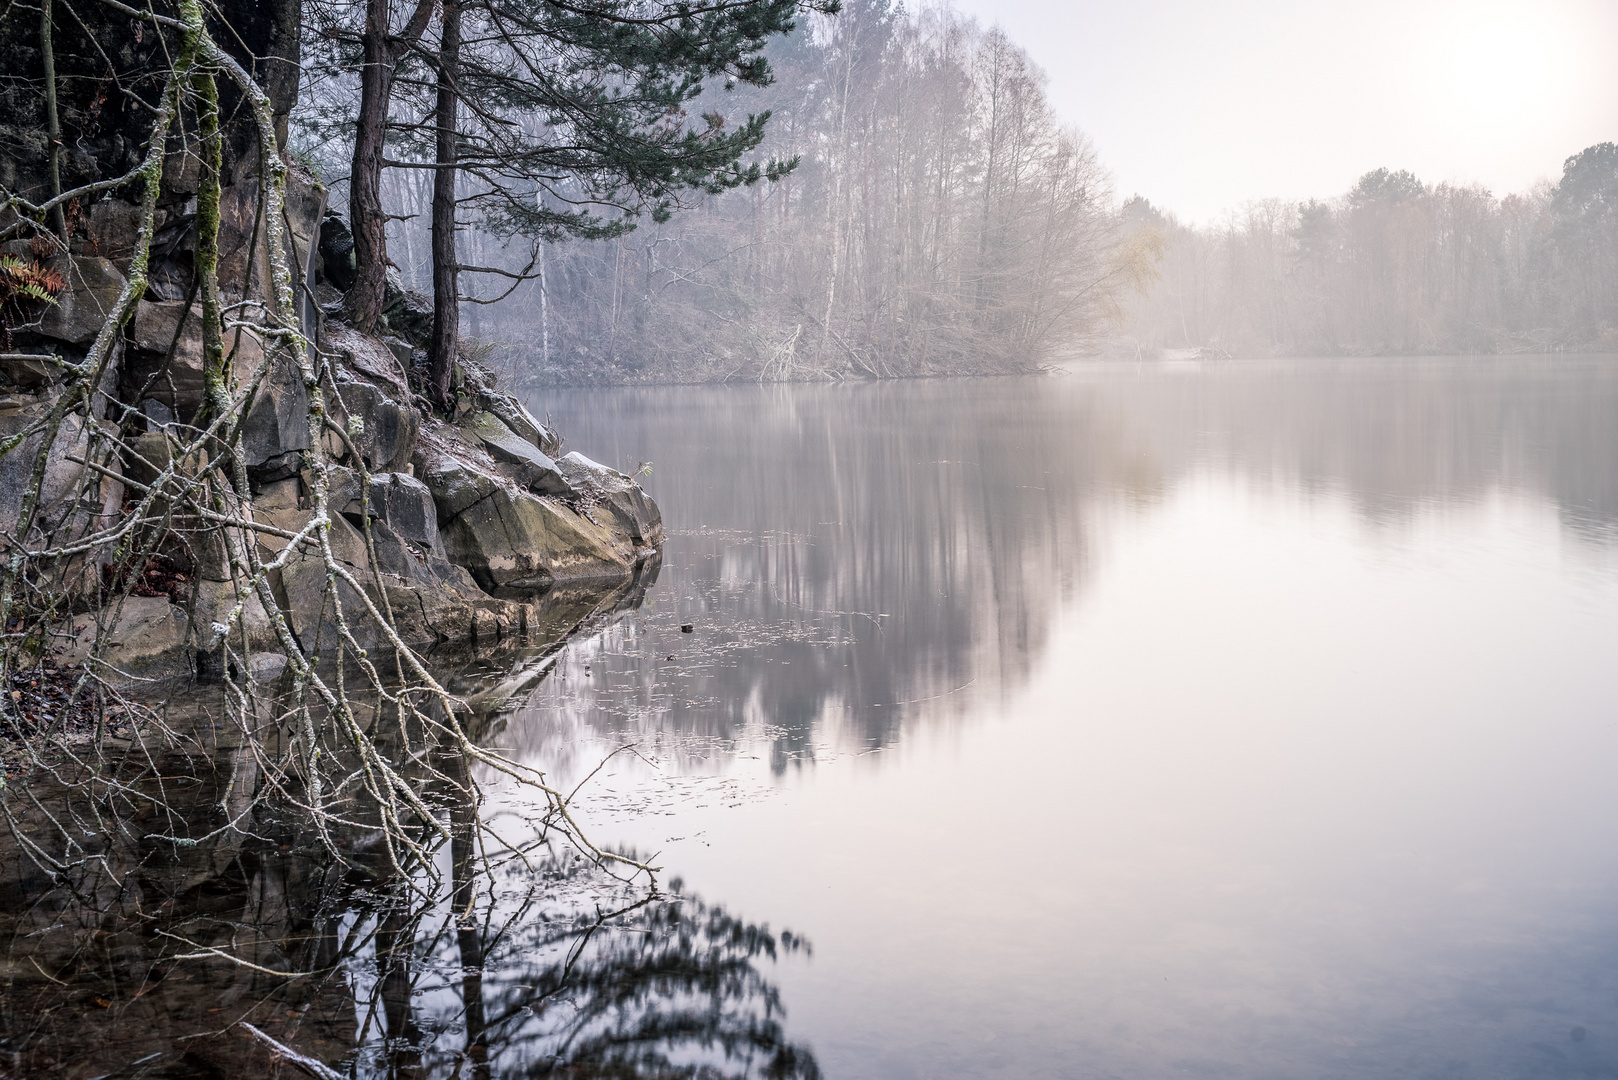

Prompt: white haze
[{"left": 950, "top": 0, "right": 1618, "bottom": 223}]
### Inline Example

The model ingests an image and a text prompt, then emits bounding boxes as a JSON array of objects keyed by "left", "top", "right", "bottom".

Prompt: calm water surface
[{"left": 511, "top": 357, "right": 1618, "bottom": 1078}]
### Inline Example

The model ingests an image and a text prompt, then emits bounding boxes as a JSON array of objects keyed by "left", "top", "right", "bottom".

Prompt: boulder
[
  {"left": 462, "top": 411, "right": 572, "bottom": 495},
  {"left": 0, "top": 409, "right": 97, "bottom": 540},
  {"left": 426, "top": 458, "right": 631, "bottom": 592},
  {"left": 123, "top": 429, "right": 207, "bottom": 490},
  {"left": 316, "top": 467, "right": 443, "bottom": 555},
  {"left": 254, "top": 503, "right": 374, "bottom": 652},
  {"left": 83, "top": 198, "right": 143, "bottom": 268},
  {"left": 326, "top": 325, "right": 410, "bottom": 398},
  {"left": 127, "top": 299, "right": 272, "bottom": 416},
  {"left": 558, "top": 451, "right": 664, "bottom": 550},
  {"left": 366, "top": 471, "right": 443, "bottom": 556},
  {"left": 187, "top": 577, "right": 280, "bottom": 679},
  {"left": 37, "top": 256, "right": 125, "bottom": 345},
  {"left": 317, "top": 212, "right": 356, "bottom": 291},
  {"left": 380, "top": 267, "right": 432, "bottom": 345},
  {"left": 420, "top": 454, "right": 499, "bottom": 521},
  {"left": 483, "top": 393, "right": 561, "bottom": 456},
  {"left": 0, "top": 353, "right": 61, "bottom": 389},
  {"left": 254, "top": 495, "right": 509, "bottom": 650},
  {"left": 329, "top": 379, "right": 418, "bottom": 472},
  {"left": 58, "top": 596, "right": 189, "bottom": 687},
  {"left": 240, "top": 353, "right": 311, "bottom": 470}
]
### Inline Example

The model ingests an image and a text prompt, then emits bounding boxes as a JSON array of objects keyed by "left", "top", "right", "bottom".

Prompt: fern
[
  {"left": 0, "top": 255, "right": 65, "bottom": 308},
  {"left": 0, "top": 253, "right": 66, "bottom": 347}
]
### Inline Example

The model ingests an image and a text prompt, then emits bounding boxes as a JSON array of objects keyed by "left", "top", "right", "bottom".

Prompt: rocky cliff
[{"left": 0, "top": 2, "right": 661, "bottom": 688}]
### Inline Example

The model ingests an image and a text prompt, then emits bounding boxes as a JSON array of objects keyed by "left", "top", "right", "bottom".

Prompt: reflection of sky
[
  {"left": 496, "top": 358, "right": 1618, "bottom": 1077},
  {"left": 524, "top": 357, "right": 1618, "bottom": 764}
]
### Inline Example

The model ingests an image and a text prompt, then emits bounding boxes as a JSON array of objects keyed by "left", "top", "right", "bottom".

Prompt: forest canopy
[{"left": 295, "top": 0, "right": 1143, "bottom": 384}]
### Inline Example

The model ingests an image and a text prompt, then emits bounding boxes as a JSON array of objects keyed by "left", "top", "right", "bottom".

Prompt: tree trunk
[
  {"left": 346, "top": 0, "right": 395, "bottom": 332},
  {"left": 428, "top": 0, "right": 461, "bottom": 405}
]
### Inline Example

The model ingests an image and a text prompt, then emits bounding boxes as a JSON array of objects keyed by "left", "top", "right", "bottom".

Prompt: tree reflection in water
[
  {"left": 0, "top": 754, "right": 816, "bottom": 1079},
  {"left": 350, "top": 861, "right": 817, "bottom": 1079}
]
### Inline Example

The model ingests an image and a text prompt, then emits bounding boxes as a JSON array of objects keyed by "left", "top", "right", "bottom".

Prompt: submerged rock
[{"left": 58, "top": 597, "right": 189, "bottom": 686}]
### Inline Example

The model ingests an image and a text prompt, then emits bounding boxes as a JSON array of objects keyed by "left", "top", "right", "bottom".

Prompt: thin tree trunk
[
  {"left": 40, "top": 0, "right": 65, "bottom": 240},
  {"left": 346, "top": 0, "right": 394, "bottom": 332},
  {"left": 428, "top": 0, "right": 461, "bottom": 404},
  {"left": 347, "top": 0, "right": 436, "bottom": 332}
]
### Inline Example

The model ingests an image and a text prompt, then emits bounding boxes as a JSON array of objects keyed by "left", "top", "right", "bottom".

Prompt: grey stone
[
  {"left": 256, "top": 504, "right": 377, "bottom": 652},
  {"left": 463, "top": 411, "right": 573, "bottom": 495},
  {"left": 361, "top": 471, "right": 442, "bottom": 554},
  {"left": 317, "top": 212, "right": 356, "bottom": 291},
  {"left": 382, "top": 336, "right": 416, "bottom": 368},
  {"left": 380, "top": 267, "right": 432, "bottom": 344},
  {"left": 559, "top": 451, "right": 665, "bottom": 550},
  {"left": 309, "top": 463, "right": 362, "bottom": 515},
  {"left": 0, "top": 353, "right": 61, "bottom": 389},
  {"left": 253, "top": 476, "right": 300, "bottom": 509},
  {"left": 482, "top": 392, "right": 560, "bottom": 456},
  {"left": 326, "top": 325, "right": 410, "bottom": 399},
  {"left": 188, "top": 577, "right": 277, "bottom": 653},
  {"left": 248, "top": 651, "right": 289, "bottom": 683},
  {"left": 435, "top": 476, "right": 631, "bottom": 593},
  {"left": 0, "top": 390, "right": 52, "bottom": 415},
  {"left": 83, "top": 198, "right": 143, "bottom": 267},
  {"left": 37, "top": 256, "right": 125, "bottom": 346},
  {"left": 330, "top": 379, "right": 418, "bottom": 472},
  {"left": 139, "top": 398, "right": 176, "bottom": 428},
  {"left": 123, "top": 430, "right": 214, "bottom": 491},
  {"left": 421, "top": 454, "right": 501, "bottom": 521},
  {"left": 57, "top": 596, "right": 189, "bottom": 687},
  {"left": 0, "top": 410, "right": 92, "bottom": 539},
  {"left": 127, "top": 299, "right": 271, "bottom": 417},
  {"left": 240, "top": 353, "right": 310, "bottom": 468}
]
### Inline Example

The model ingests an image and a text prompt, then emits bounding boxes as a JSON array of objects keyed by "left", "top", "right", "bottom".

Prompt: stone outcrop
[
  {"left": 2, "top": 134, "right": 660, "bottom": 689},
  {"left": 558, "top": 452, "right": 665, "bottom": 550},
  {"left": 423, "top": 453, "right": 634, "bottom": 593}
]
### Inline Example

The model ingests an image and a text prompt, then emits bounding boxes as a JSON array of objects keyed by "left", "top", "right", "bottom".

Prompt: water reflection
[
  {"left": 7, "top": 358, "right": 1618, "bottom": 1078},
  {"left": 531, "top": 356, "right": 1618, "bottom": 763},
  {"left": 0, "top": 575, "right": 816, "bottom": 1079},
  {"left": 520, "top": 357, "right": 1618, "bottom": 1079},
  {"left": 0, "top": 759, "right": 815, "bottom": 1079}
]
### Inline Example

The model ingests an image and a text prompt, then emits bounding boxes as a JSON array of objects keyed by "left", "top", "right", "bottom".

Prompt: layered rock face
[{"left": 0, "top": 2, "right": 661, "bottom": 685}]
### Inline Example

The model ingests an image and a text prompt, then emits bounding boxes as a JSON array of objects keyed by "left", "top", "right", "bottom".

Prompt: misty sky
[{"left": 949, "top": 0, "right": 1618, "bottom": 223}]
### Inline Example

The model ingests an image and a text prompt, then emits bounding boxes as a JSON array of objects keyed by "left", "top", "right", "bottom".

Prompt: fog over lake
[{"left": 490, "top": 356, "right": 1618, "bottom": 1077}]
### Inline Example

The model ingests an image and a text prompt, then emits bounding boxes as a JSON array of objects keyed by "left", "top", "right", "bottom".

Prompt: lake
[
  {"left": 7, "top": 356, "right": 1617, "bottom": 1079},
  {"left": 512, "top": 356, "right": 1618, "bottom": 1078}
]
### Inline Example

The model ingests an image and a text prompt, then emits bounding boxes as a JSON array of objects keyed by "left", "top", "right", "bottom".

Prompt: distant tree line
[
  {"left": 331, "top": 0, "right": 1149, "bottom": 384},
  {"left": 1119, "top": 143, "right": 1618, "bottom": 357}
]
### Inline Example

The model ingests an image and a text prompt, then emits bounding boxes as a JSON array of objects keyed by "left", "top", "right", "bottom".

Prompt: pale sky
[{"left": 949, "top": 0, "right": 1618, "bottom": 223}]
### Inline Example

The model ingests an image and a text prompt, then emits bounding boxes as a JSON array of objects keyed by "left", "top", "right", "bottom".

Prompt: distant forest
[
  {"left": 303, "top": 0, "right": 1149, "bottom": 384},
  {"left": 1120, "top": 143, "right": 1618, "bottom": 358}
]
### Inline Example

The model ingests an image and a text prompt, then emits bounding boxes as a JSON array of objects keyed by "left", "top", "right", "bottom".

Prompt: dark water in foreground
[
  {"left": 5, "top": 356, "right": 1618, "bottom": 1078},
  {"left": 528, "top": 357, "right": 1618, "bottom": 1078}
]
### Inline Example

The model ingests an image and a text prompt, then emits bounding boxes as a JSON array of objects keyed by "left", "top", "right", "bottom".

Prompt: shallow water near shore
[
  {"left": 523, "top": 356, "right": 1618, "bottom": 1078},
  {"left": 6, "top": 356, "right": 1618, "bottom": 1078}
]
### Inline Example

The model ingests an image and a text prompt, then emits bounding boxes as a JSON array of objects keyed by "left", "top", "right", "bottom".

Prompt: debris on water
[{"left": 681, "top": 624, "right": 694, "bottom": 633}]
